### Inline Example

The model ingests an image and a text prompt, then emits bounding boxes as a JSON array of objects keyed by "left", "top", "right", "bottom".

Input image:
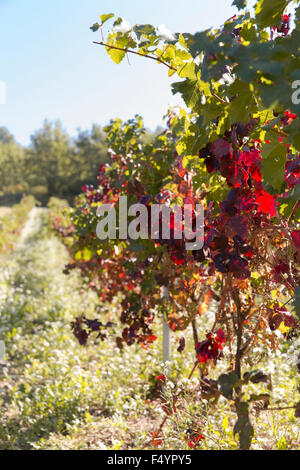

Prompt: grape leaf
[
  {"left": 232, "top": 0, "right": 247, "bottom": 10},
  {"left": 218, "top": 372, "right": 239, "bottom": 398},
  {"left": 293, "top": 287, "right": 300, "bottom": 319},
  {"left": 100, "top": 13, "right": 114, "bottom": 26},
  {"left": 255, "top": 0, "right": 290, "bottom": 29},
  {"left": 261, "top": 140, "right": 286, "bottom": 191},
  {"left": 90, "top": 23, "right": 100, "bottom": 32}
]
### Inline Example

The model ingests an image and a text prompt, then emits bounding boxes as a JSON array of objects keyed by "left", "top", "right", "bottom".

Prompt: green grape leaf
[
  {"left": 228, "top": 80, "right": 256, "bottom": 123},
  {"left": 293, "top": 286, "right": 300, "bottom": 319},
  {"left": 100, "top": 13, "right": 114, "bottom": 26},
  {"left": 261, "top": 139, "right": 286, "bottom": 191},
  {"left": 134, "top": 24, "right": 156, "bottom": 40},
  {"left": 106, "top": 33, "right": 136, "bottom": 64},
  {"left": 178, "top": 62, "right": 196, "bottom": 80},
  {"left": 285, "top": 118, "right": 300, "bottom": 151},
  {"left": 218, "top": 372, "right": 239, "bottom": 399},
  {"left": 90, "top": 23, "right": 100, "bottom": 32},
  {"left": 232, "top": 0, "right": 247, "bottom": 10},
  {"left": 171, "top": 79, "right": 199, "bottom": 108},
  {"left": 255, "top": 0, "right": 290, "bottom": 29},
  {"left": 240, "top": 21, "right": 258, "bottom": 42}
]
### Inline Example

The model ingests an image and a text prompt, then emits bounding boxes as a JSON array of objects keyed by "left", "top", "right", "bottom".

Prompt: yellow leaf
[
  {"left": 271, "top": 290, "right": 278, "bottom": 300},
  {"left": 251, "top": 271, "right": 260, "bottom": 280},
  {"left": 222, "top": 415, "right": 229, "bottom": 431},
  {"left": 278, "top": 321, "right": 290, "bottom": 335}
]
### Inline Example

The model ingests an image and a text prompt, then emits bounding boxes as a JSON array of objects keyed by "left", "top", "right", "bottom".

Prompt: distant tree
[
  {"left": 0, "top": 140, "right": 26, "bottom": 192},
  {"left": 74, "top": 124, "right": 107, "bottom": 189},
  {"left": 0, "top": 127, "right": 15, "bottom": 145},
  {"left": 27, "top": 120, "right": 74, "bottom": 196},
  {"left": 27, "top": 121, "right": 108, "bottom": 198}
]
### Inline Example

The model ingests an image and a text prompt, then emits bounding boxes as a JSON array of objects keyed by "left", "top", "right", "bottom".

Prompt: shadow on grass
[{"left": 0, "top": 398, "right": 87, "bottom": 450}]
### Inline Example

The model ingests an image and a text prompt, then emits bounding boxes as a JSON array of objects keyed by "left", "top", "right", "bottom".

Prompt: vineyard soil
[{"left": 0, "top": 206, "right": 299, "bottom": 450}]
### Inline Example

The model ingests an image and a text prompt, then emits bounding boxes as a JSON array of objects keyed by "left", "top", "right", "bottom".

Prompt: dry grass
[{"left": 0, "top": 207, "right": 12, "bottom": 218}]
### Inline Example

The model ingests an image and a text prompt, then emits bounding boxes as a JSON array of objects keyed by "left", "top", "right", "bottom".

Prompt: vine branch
[{"left": 93, "top": 41, "right": 177, "bottom": 71}]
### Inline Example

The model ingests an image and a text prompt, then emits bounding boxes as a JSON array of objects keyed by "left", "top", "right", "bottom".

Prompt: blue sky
[{"left": 1, "top": 0, "right": 246, "bottom": 145}]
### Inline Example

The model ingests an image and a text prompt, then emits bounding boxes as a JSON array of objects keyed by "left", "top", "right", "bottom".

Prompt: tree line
[{"left": 0, "top": 120, "right": 159, "bottom": 205}]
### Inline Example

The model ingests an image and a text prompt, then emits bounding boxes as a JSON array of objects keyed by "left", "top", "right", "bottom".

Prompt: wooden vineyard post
[
  {"left": 162, "top": 316, "right": 171, "bottom": 364},
  {"left": 160, "top": 286, "right": 171, "bottom": 364}
]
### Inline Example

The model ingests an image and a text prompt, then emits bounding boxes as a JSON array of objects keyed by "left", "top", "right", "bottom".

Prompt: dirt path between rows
[{"left": 17, "top": 207, "right": 46, "bottom": 249}]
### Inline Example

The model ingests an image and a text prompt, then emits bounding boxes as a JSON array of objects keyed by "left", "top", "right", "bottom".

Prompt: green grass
[
  {"left": 0, "top": 196, "right": 36, "bottom": 254},
  {"left": 0, "top": 208, "right": 166, "bottom": 449}
]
